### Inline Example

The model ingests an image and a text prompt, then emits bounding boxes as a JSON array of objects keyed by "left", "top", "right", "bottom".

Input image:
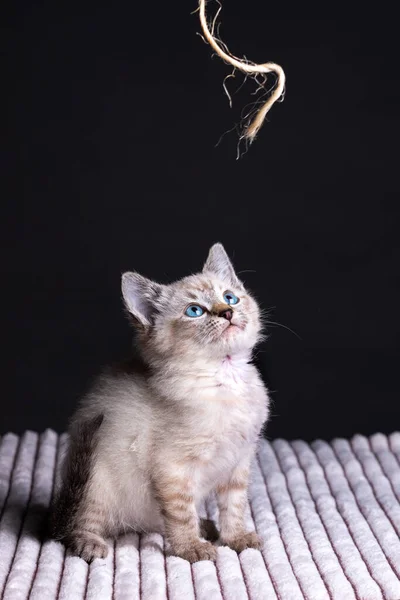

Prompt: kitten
[{"left": 50, "top": 243, "right": 269, "bottom": 563}]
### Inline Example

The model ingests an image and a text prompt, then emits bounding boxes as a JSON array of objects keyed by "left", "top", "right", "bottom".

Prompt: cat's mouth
[{"left": 222, "top": 321, "right": 245, "bottom": 336}]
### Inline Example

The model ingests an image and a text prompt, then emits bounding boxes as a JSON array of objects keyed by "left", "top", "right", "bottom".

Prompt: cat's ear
[
  {"left": 203, "top": 243, "right": 241, "bottom": 288},
  {"left": 121, "top": 272, "right": 163, "bottom": 327}
]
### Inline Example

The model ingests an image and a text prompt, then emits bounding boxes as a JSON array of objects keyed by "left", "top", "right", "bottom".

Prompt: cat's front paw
[
  {"left": 223, "top": 531, "right": 262, "bottom": 553},
  {"left": 69, "top": 532, "right": 109, "bottom": 563},
  {"left": 173, "top": 539, "right": 217, "bottom": 563}
]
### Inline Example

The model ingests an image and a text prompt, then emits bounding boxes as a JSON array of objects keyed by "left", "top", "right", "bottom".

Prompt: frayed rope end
[{"left": 198, "top": 0, "right": 286, "bottom": 146}]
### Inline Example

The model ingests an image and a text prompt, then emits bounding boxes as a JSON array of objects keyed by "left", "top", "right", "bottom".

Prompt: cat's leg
[
  {"left": 67, "top": 497, "right": 109, "bottom": 562},
  {"left": 154, "top": 475, "right": 217, "bottom": 563},
  {"left": 50, "top": 415, "right": 109, "bottom": 562},
  {"left": 216, "top": 457, "right": 262, "bottom": 552}
]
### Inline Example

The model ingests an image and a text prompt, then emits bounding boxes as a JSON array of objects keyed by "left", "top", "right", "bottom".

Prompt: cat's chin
[
  {"left": 213, "top": 323, "right": 255, "bottom": 354},
  {"left": 215, "top": 320, "right": 261, "bottom": 355}
]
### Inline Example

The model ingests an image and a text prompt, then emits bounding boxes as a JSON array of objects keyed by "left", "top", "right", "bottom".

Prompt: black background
[{"left": 2, "top": 3, "right": 399, "bottom": 440}]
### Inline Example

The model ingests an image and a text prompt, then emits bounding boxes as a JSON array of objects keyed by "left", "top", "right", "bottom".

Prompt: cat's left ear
[{"left": 203, "top": 243, "right": 242, "bottom": 288}]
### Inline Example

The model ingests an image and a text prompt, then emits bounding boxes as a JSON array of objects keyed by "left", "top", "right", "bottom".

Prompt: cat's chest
[
  {"left": 214, "top": 356, "right": 252, "bottom": 395},
  {"left": 193, "top": 357, "right": 255, "bottom": 400},
  {"left": 195, "top": 405, "right": 258, "bottom": 464},
  {"left": 161, "top": 360, "right": 267, "bottom": 469},
  {"left": 187, "top": 364, "right": 267, "bottom": 458},
  {"left": 187, "top": 397, "right": 263, "bottom": 491},
  {"left": 200, "top": 393, "right": 261, "bottom": 438}
]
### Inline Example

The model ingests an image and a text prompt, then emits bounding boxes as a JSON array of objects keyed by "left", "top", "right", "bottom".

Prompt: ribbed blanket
[{"left": 1, "top": 430, "right": 400, "bottom": 599}]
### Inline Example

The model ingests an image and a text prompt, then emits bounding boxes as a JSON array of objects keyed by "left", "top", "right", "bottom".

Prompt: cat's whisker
[{"left": 264, "top": 320, "right": 302, "bottom": 340}]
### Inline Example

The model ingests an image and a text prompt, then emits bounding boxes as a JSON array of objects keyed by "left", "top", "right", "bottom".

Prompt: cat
[{"left": 50, "top": 243, "right": 270, "bottom": 563}]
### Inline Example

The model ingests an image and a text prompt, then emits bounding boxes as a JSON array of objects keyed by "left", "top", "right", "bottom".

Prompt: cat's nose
[
  {"left": 212, "top": 303, "right": 234, "bottom": 320},
  {"left": 219, "top": 308, "right": 233, "bottom": 321}
]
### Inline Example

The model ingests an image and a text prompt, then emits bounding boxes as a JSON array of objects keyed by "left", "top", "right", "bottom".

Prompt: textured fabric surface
[{"left": 1, "top": 431, "right": 400, "bottom": 599}]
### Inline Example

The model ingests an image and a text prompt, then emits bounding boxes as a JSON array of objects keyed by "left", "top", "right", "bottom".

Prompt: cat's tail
[{"left": 48, "top": 413, "right": 104, "bottom": 541}]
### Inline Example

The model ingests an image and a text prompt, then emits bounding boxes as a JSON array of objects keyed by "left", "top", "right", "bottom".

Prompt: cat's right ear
[{"left": 121, "top": 272, "right": 163, "bottom": 327}]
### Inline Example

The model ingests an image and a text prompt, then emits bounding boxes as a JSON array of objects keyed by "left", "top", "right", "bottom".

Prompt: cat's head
[{"left": 121, "top": 244, "right": 262, "bottom": 362}]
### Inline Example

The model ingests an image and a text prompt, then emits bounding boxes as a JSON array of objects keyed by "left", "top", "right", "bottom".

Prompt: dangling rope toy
[{"left": 198, "top": 0, "right": 286, "bottom": 144}]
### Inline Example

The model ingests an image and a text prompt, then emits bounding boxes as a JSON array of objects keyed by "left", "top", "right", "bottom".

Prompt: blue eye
[
  {"left": 223, "top": 291, "right": 239, "bottom": 305},
  {"left": 185, "top": 304, "right": 205, "bottom": 318}
]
